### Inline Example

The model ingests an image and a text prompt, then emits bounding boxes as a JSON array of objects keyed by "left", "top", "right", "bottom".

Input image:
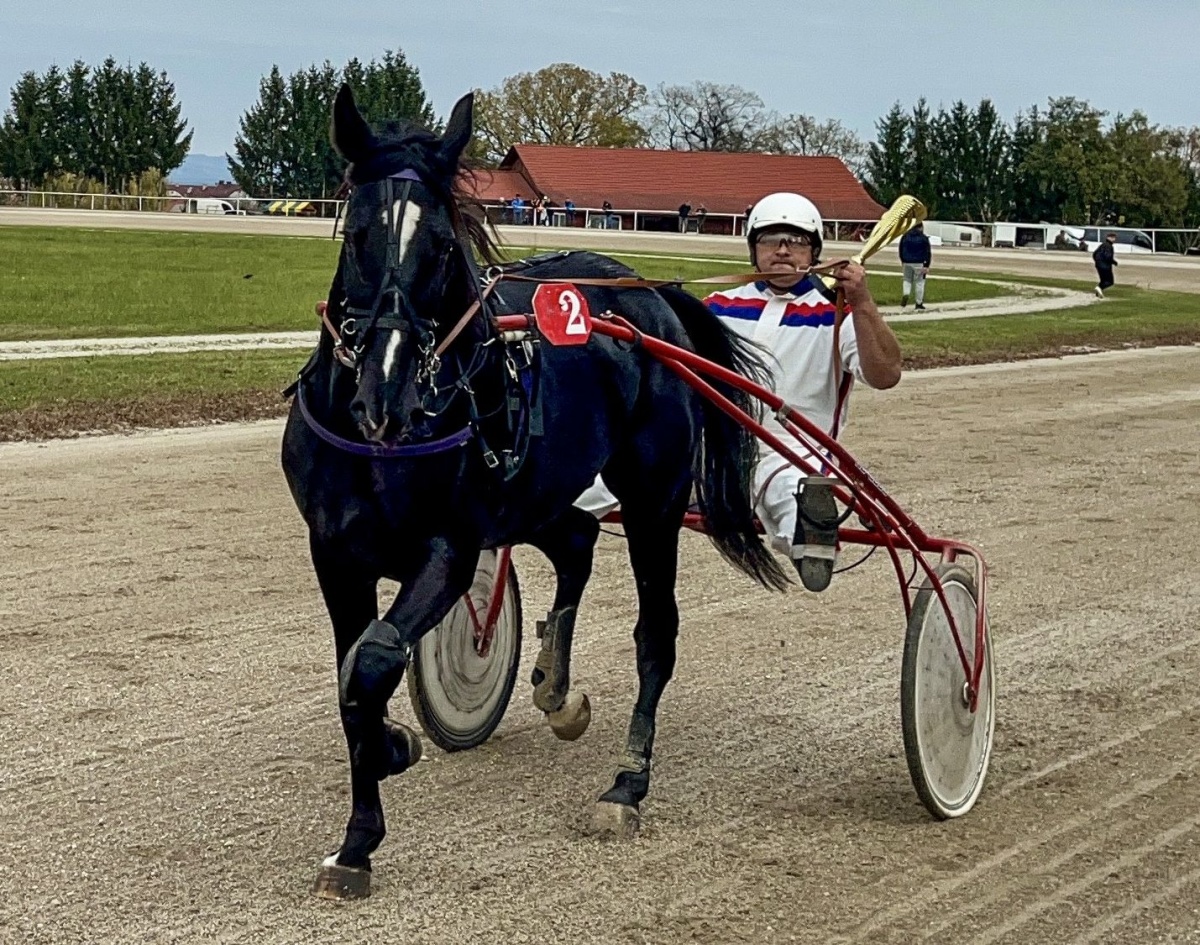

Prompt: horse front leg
[
  {"left": 306, "top": 534, "right": 388, "bottom": 899},
  {"left": 316, "top": 537, "right": 479, "bottom": 897},
  {"left": 593, "top": 514, "right": 682, "bottom": 838}
]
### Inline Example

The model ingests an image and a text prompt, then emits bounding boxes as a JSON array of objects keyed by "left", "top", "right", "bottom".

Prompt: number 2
[{"left": 560, "top": 290, "right": 586, "bottom": 335}]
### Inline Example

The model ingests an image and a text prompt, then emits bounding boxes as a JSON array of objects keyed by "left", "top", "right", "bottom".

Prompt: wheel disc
[
  {"left": 902, "top": 566, "right": 995, "bottom": 818},
  {"left": 407, "top": 552, "right": 521, "bottom": 751}
]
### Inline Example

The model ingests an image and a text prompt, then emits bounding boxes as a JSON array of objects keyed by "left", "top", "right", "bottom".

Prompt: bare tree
[
  {"left": 757, "top": 113, "right": 868, "bottom": 176},
  {"left": 647, "top": 82, "right": 768, "bottom": 151}
]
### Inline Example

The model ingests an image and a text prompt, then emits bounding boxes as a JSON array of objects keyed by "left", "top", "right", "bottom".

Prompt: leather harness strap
[{"left": 490, "top": 259, "right": 851, "bottom": 292}]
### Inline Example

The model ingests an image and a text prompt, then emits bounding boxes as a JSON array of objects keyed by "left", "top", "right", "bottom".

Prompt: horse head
[{"left": 329, "top": 83, "right": 482, "bottom": 443}]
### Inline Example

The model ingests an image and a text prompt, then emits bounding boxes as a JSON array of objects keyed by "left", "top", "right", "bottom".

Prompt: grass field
[
  {"left": 1, "top": 225, "right": 1196, "bottom": 440},
  {"left": 1, "top": 228, "right": 1008, "bottom": 341}
]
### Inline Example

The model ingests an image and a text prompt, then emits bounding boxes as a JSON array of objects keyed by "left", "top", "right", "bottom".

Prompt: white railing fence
[{"left": 2, "top": 189, "right": 1197, "bottom": 255}]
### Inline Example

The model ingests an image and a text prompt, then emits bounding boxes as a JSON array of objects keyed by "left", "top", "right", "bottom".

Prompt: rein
[{"left": 305, "top": 171, "right": 856, "bottom": 463}]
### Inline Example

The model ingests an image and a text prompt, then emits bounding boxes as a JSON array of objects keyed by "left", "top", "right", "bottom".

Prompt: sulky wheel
[
  {"left": 900, "top": 562, "right": 995, "bottom": 819},
  {"left": 407, "top": 550, "right": 522, "bottom": 752}
]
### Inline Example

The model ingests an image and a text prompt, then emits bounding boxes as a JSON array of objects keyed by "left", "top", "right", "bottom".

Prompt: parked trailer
[{"left": 921, "top": 221, "right": 984, "bottom": 247}]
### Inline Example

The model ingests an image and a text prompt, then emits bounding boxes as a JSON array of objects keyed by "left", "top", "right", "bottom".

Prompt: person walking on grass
[
  {"left": 1093, "top": 232, "right": 1117, "bottom": 298},
  {"left": 898, "top": 221, "right": 931, "bottom": 311}
]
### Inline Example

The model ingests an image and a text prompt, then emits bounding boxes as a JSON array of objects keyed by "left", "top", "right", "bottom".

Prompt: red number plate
[{"left": 532, "top": 283, "right": 592, "bottom": 346}]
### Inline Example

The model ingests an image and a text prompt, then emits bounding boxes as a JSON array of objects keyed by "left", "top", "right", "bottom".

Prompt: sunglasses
[{"left": 756, "top": 233, "right": 813, "bottom": 251}]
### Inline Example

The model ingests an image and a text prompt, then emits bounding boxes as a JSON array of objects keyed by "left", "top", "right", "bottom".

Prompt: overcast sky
[{"left": 3, "top": 0, "right": 1197, "bottom": 155}]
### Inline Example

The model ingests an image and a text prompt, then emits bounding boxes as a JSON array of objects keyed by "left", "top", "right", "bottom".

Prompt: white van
[
  {"left": 1059, "top": 225, "right": 1153, "bottom": 254},
  {"left": 185, "top": 197, "right": 246, "bottom": 216},
  {"left": 921, "top": 221, "right": 985, "bottom": 247}
]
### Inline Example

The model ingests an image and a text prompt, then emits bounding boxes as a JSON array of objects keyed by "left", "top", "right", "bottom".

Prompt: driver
[{"left": 576, "top": 192, "right": 902, "bottom": 592}]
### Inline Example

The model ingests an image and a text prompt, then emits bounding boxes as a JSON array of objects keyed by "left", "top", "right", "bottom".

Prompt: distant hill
[{"left": 171, "top": 153, "right": 233, "bottom": 186}]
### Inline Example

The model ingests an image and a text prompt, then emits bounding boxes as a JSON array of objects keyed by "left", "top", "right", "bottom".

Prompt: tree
[
  {"left": 473, "top": 63, "right": 646, "bottom": 164},
  {"left": 966, "top": 99, "right": 1013, "bottom": 222},
  {"left": 0, "top": 70, "right": 57, "bottom": 187},
  {"left": 1167, "top": 125, "right": 1200, "bottom": 234},
  {"left": 142, "top": 66, "right": 192, "bottom": 179},
  {"left": 1102, "top": 112, "right": 1190, "bottom": 227},
  {"left": 346, "top": 50, "right": 437, "bottom": 132},
  {"left": 0, "top": 58, "right": 191, "bottom": 192},
  {"left": 230, "top": 51, "right": 438, "bottom": 199},
  {"left": 1008, "top": 106, "right": 1050, "bottom": 222},
  {"left": 647, "top": 81, "right": 765, "bottom": 152},
  {"left": 60, "top": 61, "right": 95, "bottom": 178},
  {"left": 905, "top": 98, "right": 939, "bottom": 215},
  {"left": 865, "top": 104, "right": 909, "bottom": 207},
  {"left": 757, "top": 113, "right": 867, "bottom": 175},
  {"left": 928, "top": 99, "right": 1012, "bottom": 222},
  {"left": 228, "top": 66, "right": 289, "bottom": 196},
  {"left": 1016, "top": 97, "right": 1112, "bottom": 224}
]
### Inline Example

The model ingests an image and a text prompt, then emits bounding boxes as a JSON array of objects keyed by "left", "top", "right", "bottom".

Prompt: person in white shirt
[
  {"left": 703, "top": 192, "right": 901, "bottom": 590},
  {"left": 575, "top": 192, "right": 901, "bottom": 592}
]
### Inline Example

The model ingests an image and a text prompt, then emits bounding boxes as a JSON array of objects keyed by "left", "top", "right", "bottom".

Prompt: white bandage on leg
[{"left": 573, "top": 474, "right": 620, "bottom": 518}]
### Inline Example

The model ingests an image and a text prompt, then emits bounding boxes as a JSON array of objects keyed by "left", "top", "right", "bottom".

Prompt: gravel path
[{"left": 3, "top": 347, "right": 1199, "bottom": 943}]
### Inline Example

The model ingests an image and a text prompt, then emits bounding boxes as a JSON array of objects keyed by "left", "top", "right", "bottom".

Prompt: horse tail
[{"left": 657, "top": 286, "right": 791, "bottom": 592}]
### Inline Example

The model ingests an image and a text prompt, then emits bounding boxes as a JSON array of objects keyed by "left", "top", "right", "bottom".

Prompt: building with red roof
[{"left": 465, "top": 144, "right": 884, "bottom": 234}]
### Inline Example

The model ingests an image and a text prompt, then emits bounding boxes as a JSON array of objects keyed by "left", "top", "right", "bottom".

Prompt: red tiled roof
[
  {"left": 463, "top": 168, "right": 538, "bottom": 204},
  {"left": 499, "top": 145, "right": 885, "bottom": 220}
]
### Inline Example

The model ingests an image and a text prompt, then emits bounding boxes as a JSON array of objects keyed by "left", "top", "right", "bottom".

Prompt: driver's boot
[{"left": 792, "top": 478, "right": 839, "bottom": 592}]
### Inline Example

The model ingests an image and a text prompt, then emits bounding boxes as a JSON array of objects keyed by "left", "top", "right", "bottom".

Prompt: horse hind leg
[
  {"left": 527, "top": 507, "right": 601, "bottom": 741},
  {"left": 593, "top": 503, "right": 684, "bottom": 839}
]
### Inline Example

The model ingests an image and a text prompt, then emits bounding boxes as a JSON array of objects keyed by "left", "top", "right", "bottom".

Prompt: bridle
[
  {"left": 302, "top": 167, "right": 496, "bottom": 459},
  {"left": 327, "top": 170, "right": 429, "bottom": 374}
]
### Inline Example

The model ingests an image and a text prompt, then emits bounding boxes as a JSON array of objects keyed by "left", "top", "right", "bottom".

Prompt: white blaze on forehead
[
  {"left": 384, "top": 201, "right": 423, "bottom": 265},
  {"left": 382, "top": 329, "right": 403, "bottom": 381}
]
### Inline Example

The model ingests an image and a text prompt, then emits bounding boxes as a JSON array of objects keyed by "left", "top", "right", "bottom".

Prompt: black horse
[{"left": 282, "top": 84, "right": 788, "bottom": 898}]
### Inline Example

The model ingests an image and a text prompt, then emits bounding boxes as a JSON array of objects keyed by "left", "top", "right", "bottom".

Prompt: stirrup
[{"left": 792, "top": 477, "right": 839, "bottom": 592}]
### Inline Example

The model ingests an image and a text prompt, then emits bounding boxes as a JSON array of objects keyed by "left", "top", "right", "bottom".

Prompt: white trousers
[
  {"left": 572, "top": 436, "right": 825, "bottom": 553},
  {"left": 751, "top": 439, "right": 825, "bottom": 555}
]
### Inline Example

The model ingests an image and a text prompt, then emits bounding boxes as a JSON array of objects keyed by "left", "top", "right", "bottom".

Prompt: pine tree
[{"left": 865, "top": 104, "right": 909, "bottom": 207}]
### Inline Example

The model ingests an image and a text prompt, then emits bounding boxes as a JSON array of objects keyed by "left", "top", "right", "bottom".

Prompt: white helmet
[{"left": 746, "top": 192, "right": 823, "bottom": 261}]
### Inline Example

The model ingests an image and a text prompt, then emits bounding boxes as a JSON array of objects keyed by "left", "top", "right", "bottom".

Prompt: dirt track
[{"left": 2, "top": 347, "right": 1200, "bottom": 944}]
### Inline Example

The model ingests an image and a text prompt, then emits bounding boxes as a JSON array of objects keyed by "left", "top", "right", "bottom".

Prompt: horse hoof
[
  {"left": 383, "top": 717, "right": 423, "bottom": 775},
  {"left": 311, "top": 862, "right": 371, "bottom": 900},
  {"left": 592, "top": 800, "right": 640, "bottom": 839},
  {"left": 547, "top": 691, "right": 591, "bottom": 741}
]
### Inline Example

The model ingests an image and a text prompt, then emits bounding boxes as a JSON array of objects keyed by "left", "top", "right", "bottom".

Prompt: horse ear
[
  {"left": 331, "top": 84, "right": 372, "bottom": 162},
  {"left": 440, "top": 93, "right": 474, "bottom": 164}
]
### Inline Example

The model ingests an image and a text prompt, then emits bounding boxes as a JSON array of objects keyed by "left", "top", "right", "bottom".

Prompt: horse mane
[{"left": 343, "top": 118, "right": 501, "bottom": 268}]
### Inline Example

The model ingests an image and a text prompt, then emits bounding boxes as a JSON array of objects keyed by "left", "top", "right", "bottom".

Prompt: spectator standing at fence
[
  {"left": 1093, "top": 232, "right": 1117, "bottom": 297},
  {"left": 511, "top": 194, "right": 525, "bottom": 226},
  {"left": 695, "top": 203, "right": 708, "bottom": 234},
  {"left": 602, "top": 200, "right": 614, "bottom": 229},
  {"left": 536, "top": 195, "right": 550, "bottom": 226},
  {"left": 564, "top": 198, "right": 576, "bottom": 226},
  {"left": 898, "top": 221, "right": 931, "bottom": 311},
  {"left": 678, "top": 201, "right": 692, "bottom": 233}
]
